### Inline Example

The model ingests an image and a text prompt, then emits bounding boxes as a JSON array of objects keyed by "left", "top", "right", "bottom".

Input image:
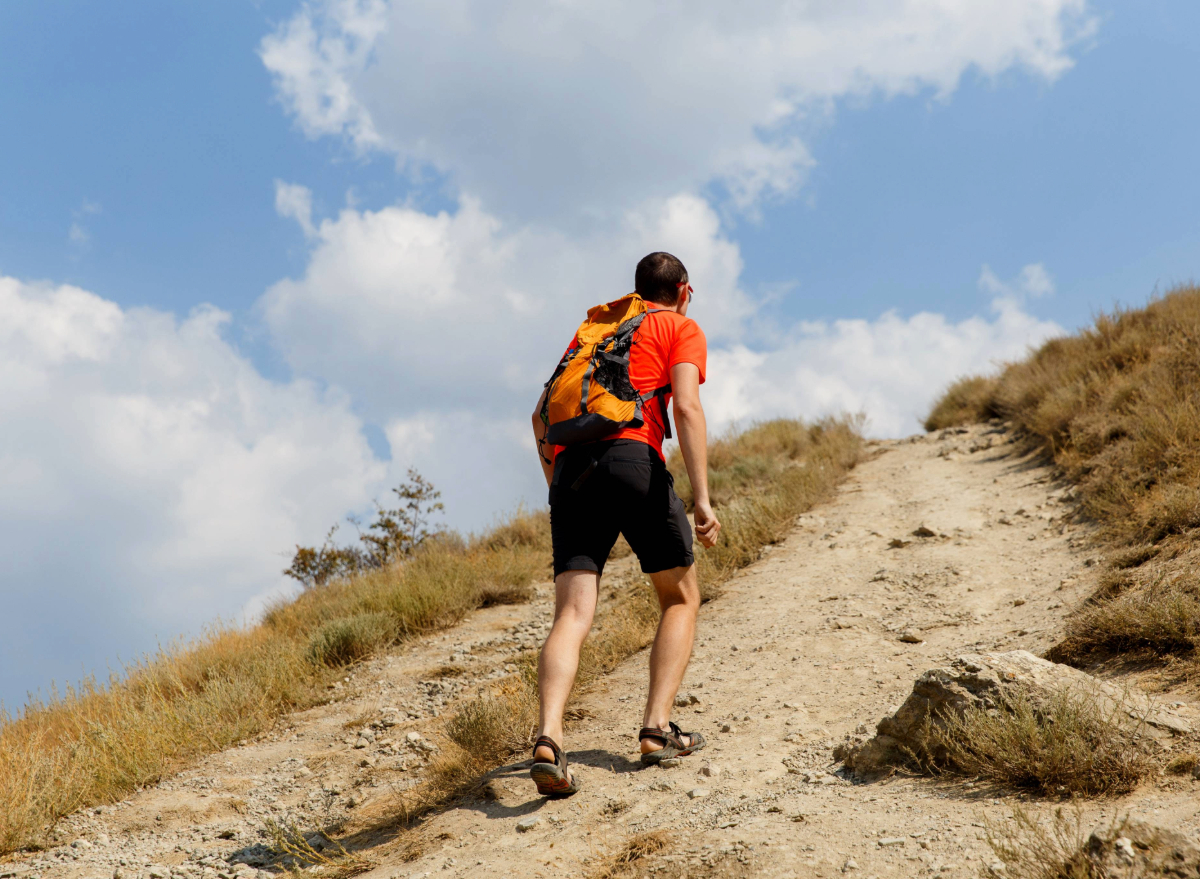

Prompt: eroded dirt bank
[{"left": 10, "top": 423, "right": 1200, "bottom": 879}]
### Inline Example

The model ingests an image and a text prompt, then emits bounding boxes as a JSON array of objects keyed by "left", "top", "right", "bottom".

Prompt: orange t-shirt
[{"left": 556, "top": 309, "right": 707, "bottom": 461}]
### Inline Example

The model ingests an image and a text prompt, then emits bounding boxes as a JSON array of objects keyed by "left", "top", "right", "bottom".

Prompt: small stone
[
  {"left": 1114, "top": 837, "right": 1135, "bottom": 862},
  {"left": 674, "top": 692, "right": 700, "bottom": 707},
  {"left": 406, "top": 731, "right": 423, "bottom": 743},
  {"left": 649, "top": 780, "right": 675, "bottom": 791},
  {"left": 1013, "top": 598, "right": 1027, "bottom": 606},
  {"left": 699, "top": 763, "right": 721, "bottom": 777},
  {"left": 879, "top": 837, "right": 906, "bottom": 847},
  {"left": 95, "top": 833, "right": 110, "bottom": 845},
  {"left": 358, "top": 756, "right": 376, "bottom": 768},
  {"left": 516, "top": 816, "right": 540, "bottom": 833},
  {"left": 658, "top": 757, "right": 681, "bottom": 768},
  {"left": 720, "top": 723, "right": 735, "bottom": 733},
  {"left": 898, "top": 630, "right": 923, "bottom": 643},
  {"left": 71, "top": 838, "right": 92, "bottom": 849},
  {"left": 912, "top": 526, "right": 936, "bottom": 538},
  {"left": 843, "top": 858, "right": 859, "bottom": 871},
  {"left": 149, "top": 868, "right": 169, "bottom": 879},
  {"left": 687, "top": 788, "right": 709, "bottom": 799}
]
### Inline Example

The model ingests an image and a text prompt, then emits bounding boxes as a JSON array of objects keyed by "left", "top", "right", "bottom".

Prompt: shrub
[
  {"left": 924, "top": 375, "right": 1001, "bottom": 431},
  {"left": 307, "top": 614, "right": 398, "bottom": 667},
  {"left": 918, "top": 687, "right": 1153, "bottom": 796}
]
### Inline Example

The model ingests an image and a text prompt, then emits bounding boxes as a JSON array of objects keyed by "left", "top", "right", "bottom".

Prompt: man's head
[{"left": 635, "top": 252, "right": 690, "bottom": 310}]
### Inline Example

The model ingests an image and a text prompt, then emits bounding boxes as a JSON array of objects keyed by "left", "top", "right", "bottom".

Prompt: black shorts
[{"left": 550, "top": 439, "right": 694, "bottom": 578}]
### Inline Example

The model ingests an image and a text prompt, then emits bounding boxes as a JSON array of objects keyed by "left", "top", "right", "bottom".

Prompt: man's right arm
[
  {"left": 670, "top": 362, "right": 721, "bottom": 548},
  {"left": 532, "top": 388, "right": 554, "bottom": 487}
]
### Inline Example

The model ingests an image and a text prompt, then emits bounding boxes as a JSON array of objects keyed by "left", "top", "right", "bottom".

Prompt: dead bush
[
  {"left": 924, "top": 375, "right": 1001, "bottom": 431},
  {"left": 1055, "top": 576, "right": 1200, "bottom": 661},
  {"left": 919, "top": 687, "right": 1153, "bottom": 796}
]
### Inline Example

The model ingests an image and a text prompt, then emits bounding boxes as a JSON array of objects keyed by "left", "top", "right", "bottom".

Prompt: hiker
[{"left": 528, "top": 251, "right": 721, "bottom": 796}]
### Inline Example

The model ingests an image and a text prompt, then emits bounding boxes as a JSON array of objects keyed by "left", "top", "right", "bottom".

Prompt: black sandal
[
  {"left": 530, "top": 735, "right": 580, "bottom": 797},
  {"left": 639, "top": 720, "right": 707, "bottom": 765}
]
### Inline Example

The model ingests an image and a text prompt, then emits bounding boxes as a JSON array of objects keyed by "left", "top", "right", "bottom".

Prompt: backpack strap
[{"left": 640, "top": 384, "right": 673, "bottom": 441}]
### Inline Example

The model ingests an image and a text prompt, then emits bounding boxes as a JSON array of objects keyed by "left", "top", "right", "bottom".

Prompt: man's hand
[{"left": 693, "top": 499, "right": 721, "bottom": 548}]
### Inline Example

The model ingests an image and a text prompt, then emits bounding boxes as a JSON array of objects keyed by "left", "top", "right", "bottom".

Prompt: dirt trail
[{"left": 11, "top": 424, "right": 1200, "bottom": 879}]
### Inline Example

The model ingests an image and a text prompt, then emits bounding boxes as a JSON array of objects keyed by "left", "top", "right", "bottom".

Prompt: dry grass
[
  {"left": 590, "top": 830, "right": 673, "bottom": 879},
  {"left": 923, "top": 286, "right": 1200, "bottom": 664},
  {"left": 924, "top": 375, "right": 1001, "bottom": 431},
  {"left": 914, "top": 687, "right": 1153, "bottom": 797},
  {"left": 0, "top": 514, "right": 550, "bottom": 855},
  {"left": 984, "top": 807, "right": 1096, "bottom": 879},
  {"left": 985, "top": 808, "right": 1199, "bottom": 879}
]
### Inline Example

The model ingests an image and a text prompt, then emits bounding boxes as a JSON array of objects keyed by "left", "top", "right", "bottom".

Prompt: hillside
[
  {"left": 8, "top": 290, "right": 1200, "bottom": 878},
  {"left": 6, "top": 418, "right": 1200, "bottom": 879}
]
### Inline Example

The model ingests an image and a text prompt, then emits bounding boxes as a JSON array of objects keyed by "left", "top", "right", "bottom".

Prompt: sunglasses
[{"left": 677, "top": 281, "right": 694, "bottom": 300}]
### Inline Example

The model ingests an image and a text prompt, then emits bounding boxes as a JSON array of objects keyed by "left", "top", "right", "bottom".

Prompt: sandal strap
[
  {"left": 533, "top": 735, "right": 563, "bottom": 766},
  {"left": 638, "top": 726, "right": 669, "bottom": 745}
]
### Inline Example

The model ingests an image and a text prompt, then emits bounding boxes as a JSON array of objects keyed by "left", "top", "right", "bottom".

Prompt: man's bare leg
[
  {"left": 641, "top": 564, "right": 701, "bottom": 754},
  {"left": 535, "top": 569, "right": 599, "bottom": 766}
]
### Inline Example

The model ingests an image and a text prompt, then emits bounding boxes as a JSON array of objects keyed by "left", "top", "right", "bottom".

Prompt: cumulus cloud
[
  {"left": 260, "top": 0, "right": 1095, "bottom": 219},
  {"left": 0, "top": 276, "right": 385, "bottom": 708},
  {"left": 703, "top": 266, "right": 1063, "bottom": 437},
  {"left": 261, "top": 189, "right": 753, "bottom": 417}
]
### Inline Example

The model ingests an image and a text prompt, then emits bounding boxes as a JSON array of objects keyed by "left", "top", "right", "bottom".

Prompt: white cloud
[
  {"left": 704, "top": 266, "right": 1063, "bottom": 437},
  {"left": 261, "top": 191, "right": 753, "bottom": 420},
  {"left": 261, "top": 0, "right": 1094, "bottom": 220},
  {"left": 0, "top": 275, "right": 386, "bottom": 707},
  {"left": 979, "top": 261, "right": 1056, "bottom": 301},
  {"left": 275, "top": 180, "right": 317, "bottom": 238}
]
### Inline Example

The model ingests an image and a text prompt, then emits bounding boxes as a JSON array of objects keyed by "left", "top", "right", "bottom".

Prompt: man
[{"left": 528, "top": 251, "right": 721, "bottom": 796}]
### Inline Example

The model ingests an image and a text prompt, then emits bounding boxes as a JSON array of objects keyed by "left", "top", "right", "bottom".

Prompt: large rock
[{"left": 838, "top": 651, "right": 1189, "bottom": 775}]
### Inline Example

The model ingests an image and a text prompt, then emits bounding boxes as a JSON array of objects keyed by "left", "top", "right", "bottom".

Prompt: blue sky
[
  {"left": 4, "top": 1, "right": 1196, "bottom": 332},
  {"left": 0, "top": 0, "right": 1195, "bottom": 709}
]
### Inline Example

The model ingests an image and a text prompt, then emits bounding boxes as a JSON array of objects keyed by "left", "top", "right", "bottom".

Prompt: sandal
[
  {"left": 530, "top": 735, "right": 580, "bottom": 797},
  {"left": 638, "top": 720, "right": 707, "bottom": 765}
]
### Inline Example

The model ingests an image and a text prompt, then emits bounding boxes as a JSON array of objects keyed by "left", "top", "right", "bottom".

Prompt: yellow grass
[
  {"left": 0, "top": 419, "right": 861, "bottom": 855},
  {"left": 914, "top": 687, "right": 1153, "bottom": 796},
  {"left": 923, "top": 285, "right": 1200, "bottom": 663}
]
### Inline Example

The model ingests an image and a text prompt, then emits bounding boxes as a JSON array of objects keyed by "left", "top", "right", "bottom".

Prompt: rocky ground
[{"left": 7, "top": 422, "right": 1200, "bottom": 879}]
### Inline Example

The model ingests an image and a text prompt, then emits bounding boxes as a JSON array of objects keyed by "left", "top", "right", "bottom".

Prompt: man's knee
[{"left": 651, "top": 565, "right": 700, "bottom": 610}]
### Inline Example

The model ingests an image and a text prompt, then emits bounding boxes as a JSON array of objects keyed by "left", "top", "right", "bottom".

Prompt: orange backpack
[{"left": 539, "top": 293, "right": 672, "bottom": 456}]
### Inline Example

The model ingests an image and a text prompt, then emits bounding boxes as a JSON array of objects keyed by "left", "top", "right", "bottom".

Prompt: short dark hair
[{"left": 635, "top": 252, "right": 688, "bottom": 305}]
